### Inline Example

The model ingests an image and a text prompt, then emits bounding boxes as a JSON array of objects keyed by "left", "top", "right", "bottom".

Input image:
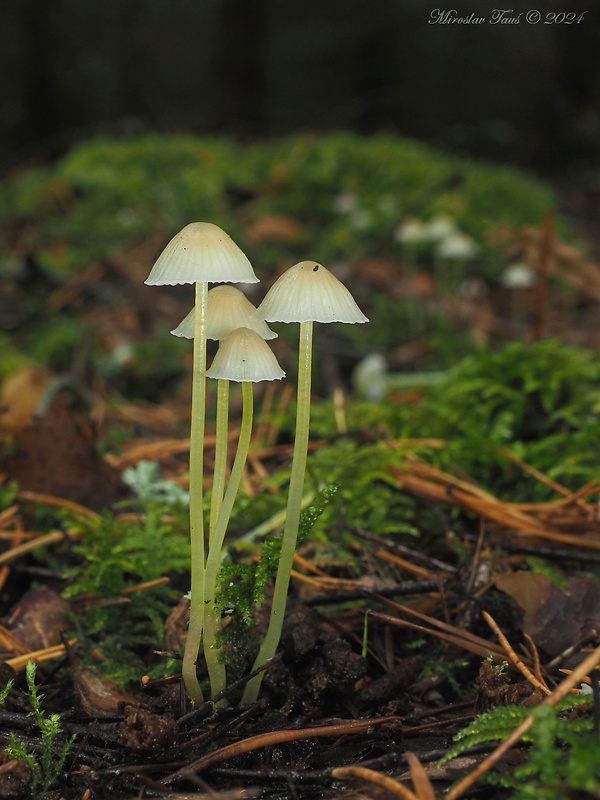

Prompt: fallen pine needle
[
  {"left": 483, "top": 611, "right": 551, "bottom": 695},
  {"left": 6, "top": 639, "right": 77, "bottom": 672},
  {"left": 162, "top": 716, "right": 400, "bottom": 783},
  {"left": 120, "top": 577, "right": 170, "bottom": 595},
  {"left": 0, "top": 529, "right": 84, "bottom": 566},
  {"left": 332, "top": 765, "right": 419, "bottom": 800},
  {"left": 405, "top": 752, "right": 436, "bottom": 800},
  {"left": 17, "top": 490, "right": 100, "bottom": 521}
]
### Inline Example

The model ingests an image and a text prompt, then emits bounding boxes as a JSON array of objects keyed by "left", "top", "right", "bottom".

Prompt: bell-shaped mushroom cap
[
  {"left": 145, "top": 222, "right": 258, "bottom": 286},
  {"left": 171, "top": 286, "right": 277, "bottom": 340},
  {"left": 254, "top": 261, "right": 368, "bottom": 324},
  {"left": 206, "top": 328, "right": 285, "bottom": 383}
]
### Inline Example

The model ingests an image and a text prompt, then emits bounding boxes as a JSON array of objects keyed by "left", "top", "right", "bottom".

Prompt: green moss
[
  {"left": 56, "top": 504, "right": 190, "bottom": 686},
  {"left": 0, "top": 132, "right": 563, "bottom": 277},
  {"left": 392, "top": 339, "right": 600, "bottom": 501},
  {"left": 0, "top": 333, "right": 29, "bottom": 382},
  {"left": 23, "top": 315, "right": 86, "bottom": 372}
]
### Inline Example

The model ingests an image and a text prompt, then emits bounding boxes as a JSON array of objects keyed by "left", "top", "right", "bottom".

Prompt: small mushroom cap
[
  {"left": 206, "top": 327, "right": 285, "bottom": 383},
  {"left": 145, "top": 222, "right": 258, "bottom": 286},
  {"left": 171, "top": 285, "right": 277, "bottom": 340},
  {"left": 254, "top": 261, "right": 368, "bottom": 324}
]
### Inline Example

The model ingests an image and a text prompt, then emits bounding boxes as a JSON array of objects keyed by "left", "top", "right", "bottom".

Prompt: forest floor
[{"left": 2, "top": 136, "right": 600, "bottom": 798}]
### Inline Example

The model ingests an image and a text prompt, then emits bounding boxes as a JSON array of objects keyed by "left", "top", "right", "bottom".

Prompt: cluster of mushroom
[{"left": 145, "top": 222, "right": 368, "bottom": 705}]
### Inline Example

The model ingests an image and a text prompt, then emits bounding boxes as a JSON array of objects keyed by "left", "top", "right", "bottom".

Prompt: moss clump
[{"left": 0, "top": 132, "right": 561, "bottom": 276}]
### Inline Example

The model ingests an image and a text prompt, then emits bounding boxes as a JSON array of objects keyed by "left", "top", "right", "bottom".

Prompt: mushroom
[
  {"left": 145, "top": 222, "right": 257, "bottom": 705},
  {"left": 171, "top": 285, "right": 276, "bottom": 342},
  {"left": 242, "top": 261, "right": 368, "bottom": 703},
  {"left": 202, "top": 327, "right": 284, "bottom": 698},
  {"left": 172, "top": 285, "right": 276, "bottom": 541}
]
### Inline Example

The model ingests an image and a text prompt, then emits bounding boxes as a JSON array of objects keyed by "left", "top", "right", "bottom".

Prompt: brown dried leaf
[
  {"left": 2, "top": 588, "right": 71, "bottom": 657},
  {"left": 496, "top": 572, "right": 600, "bottom": 656},
  {"left": 71, "top": 658, "right": 137, "bottom": 717},
  {"left": 0, "top": 367, "right": 52, "bottom": 434},
  {"left": 0, "top": 398, "right": 126, "bottom": 510},
  {"left": 163, "top": 596, "right": 189, "bottom": 652}
]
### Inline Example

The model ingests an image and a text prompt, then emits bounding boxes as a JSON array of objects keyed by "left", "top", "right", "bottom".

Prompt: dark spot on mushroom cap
[{"left": 313, "top": 265, "right": 319, "bottom": 272}]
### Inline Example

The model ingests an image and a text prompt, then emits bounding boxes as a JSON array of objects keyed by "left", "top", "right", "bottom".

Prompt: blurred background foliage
[
  {"left": 2, "top": 0, "right": 600, "bottom": 181},
  {"left": 0, "top": 131, "right": 569, "bottom": 398},
  {"left": 0, "top": 132, "right": 558, "bottom": 274}
]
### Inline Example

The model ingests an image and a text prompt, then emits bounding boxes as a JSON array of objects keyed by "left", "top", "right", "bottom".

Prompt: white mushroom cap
[
  {"left": 145, "top": 222, "right": 258, "bottom": 286},
  {"left": 206, "top": 328, "right": 285, "bottom": 383},
  {"left": 501, "top": 262, "right": 537, "bottom": 289},
  {"left": 171, "top": 286, "right": 277, "bottom": 340},
  {"left": 254, "top": 261, "right": 369, "bottom": 324}
]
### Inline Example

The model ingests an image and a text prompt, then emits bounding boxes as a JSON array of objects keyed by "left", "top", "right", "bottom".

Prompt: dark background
[{"left": 2, "top": 0, "right": 599, "bottom": 179}]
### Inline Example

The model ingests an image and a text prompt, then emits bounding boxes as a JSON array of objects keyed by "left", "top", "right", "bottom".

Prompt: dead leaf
[
  {"left": 0, "top": 398, "right": 126, "bottom": 511},
  {"left": 2, "top": 588, "right": 72, "bottom": 656},
  {"left": 163, "top": 595, "right": 189, "bottom": 652},
  {"left": 70, "top": 653, "right": 138, "bottom": 716},
  {"left": 0, "top": 367, "right": 52, "bottom": 434},
  {"left": 495, "top": 572, "right": 553, "bottom": 631},
  {"left": 496, "top": 572, "right": 600, "bottom": 657}
]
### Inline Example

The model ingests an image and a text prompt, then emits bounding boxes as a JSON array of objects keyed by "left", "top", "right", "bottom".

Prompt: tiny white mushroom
[
  {"left": 144, "top": 221, "right": 257, "bottom": 707},
  {"left": 145, "top": 222, "right": 258, "bottom": 286},
  {"left": 171, "top": 285, "right": 276, "bottom": 340},
  {"left": 436, "top": 232, "right": 478, "bottom": 260},
  {"left": 255, "top": 260, "right": 368, "bottom": 324},
  {"left": 203, "top": 327, "right": 284, "bottom": 698},
  {"left": 243, "top": 260, "right": 367, "bottom": 703},
  {"left": 206, "top": 327, "right": 285, "bottom": 383}
]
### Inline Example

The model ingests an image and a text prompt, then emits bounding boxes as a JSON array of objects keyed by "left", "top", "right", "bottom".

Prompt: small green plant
[
  {"left": 4, "top": 662, "right": 75, "bottom": 800},
  {"left": 217, "top": 483, "right": 340, "bottom": 627},
  {"left": 122, "top": 459, "right": 190, "bottom": 505},
  {"left": 212, "top": 484, "right": 340, "bottom": 683},
  {"left": 440, "top": 694, "right": 599, "bottom": 798}
]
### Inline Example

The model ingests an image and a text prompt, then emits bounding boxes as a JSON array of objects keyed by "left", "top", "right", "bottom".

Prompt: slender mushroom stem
[
  {"left": 210, "top": 378, "right": 230, "bottom": 543},
  {"left": 204, "top": 381, "right": 254, "bottom": 699},
  {"left": 182, "top": 281, "right": 208, "bottom": 706},
  {"left": 242, "top": 320, "right": 313, "bottom": 703}
]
